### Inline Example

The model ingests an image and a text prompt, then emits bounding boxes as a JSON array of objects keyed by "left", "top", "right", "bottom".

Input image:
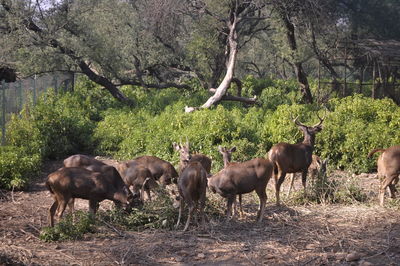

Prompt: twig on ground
[{"left": 100, "top": 218, "right": 125, "bottom": 237}]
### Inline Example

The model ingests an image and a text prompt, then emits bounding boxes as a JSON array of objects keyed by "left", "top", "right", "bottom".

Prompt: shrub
[
  {"left": 39, "top": 211, "right": 96, "bottom": 242},
  {"left": 318, "top": 95, "right": 400, "bottom": 173},
  {"left": 0, "top": 146, "right": 41, "bottom": 189}
]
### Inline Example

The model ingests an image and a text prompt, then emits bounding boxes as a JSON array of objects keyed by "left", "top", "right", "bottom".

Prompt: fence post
[
  {"left": 18, "top": 80, "right": 23, "bottom": 111},
  {"left": 33, "top": 74, "right": 37, "bottom": 104},
  {"left": 1, "top": 80, "right": 6, "bottom": 146}
]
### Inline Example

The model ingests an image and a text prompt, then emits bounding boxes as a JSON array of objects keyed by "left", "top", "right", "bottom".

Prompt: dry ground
[{"left": 1, "top": 160, "right": 400, "bottom": 266}]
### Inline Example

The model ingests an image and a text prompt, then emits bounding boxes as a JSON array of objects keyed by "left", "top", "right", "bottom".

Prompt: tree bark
[{"left": 278, "top": 6, "right": 313, "bottom": 104}]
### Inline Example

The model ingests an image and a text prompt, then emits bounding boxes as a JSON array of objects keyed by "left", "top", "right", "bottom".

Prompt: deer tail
[{"left": 367, "top": 148, "right": 386, "bottom": 158}]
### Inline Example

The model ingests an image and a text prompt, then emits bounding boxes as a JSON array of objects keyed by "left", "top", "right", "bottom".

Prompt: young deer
[
  {"left": 268, "top": 113, "right": 325, "bottom": 205},
  {"left": 218, "top": 146, "right": 244, "bottom": 217},
  {"left": 173, "top": 140, "right": 212, "bottom": 174},
  {"left": 287, "top": 154, "right": 328, "bottom": 196},
  {"left": 175, "top": 161, "right": 208, "bottom": 231},
  {"left": 207, "top": 158, "right": 274, "bottom": 222},
  {"left": 368, "top": 145, "right": 400, "bottom": 206}
]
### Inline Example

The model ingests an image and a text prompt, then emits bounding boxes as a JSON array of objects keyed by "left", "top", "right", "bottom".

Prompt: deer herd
[{"left": 46, "top": 112, "right": 400, "bottom": 231}]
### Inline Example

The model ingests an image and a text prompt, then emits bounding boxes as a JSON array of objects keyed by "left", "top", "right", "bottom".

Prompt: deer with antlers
[{"left": 268, "top": 111, "right": 326, "bottom": 205}]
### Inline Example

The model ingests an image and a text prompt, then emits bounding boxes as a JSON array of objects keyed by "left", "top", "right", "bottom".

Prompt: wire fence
[{"left": 1, "top": 72, "right": 75, "bottom": 145}]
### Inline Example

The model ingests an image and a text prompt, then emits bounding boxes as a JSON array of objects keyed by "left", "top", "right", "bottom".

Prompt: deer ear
[
  {"left": 218, "top": 146, "right": 223, "bottom": 152},
  {"left": 173, "top": 142, "right": 180, "bottom": 151},
  {"left": 230, "top": 147, "right": 237, "bottom": 152}
]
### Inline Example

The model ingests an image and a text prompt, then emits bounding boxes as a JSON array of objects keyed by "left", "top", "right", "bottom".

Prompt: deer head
[
  {"left": 218, "top": 146, "right": 236, "bottom": 167},
  {"left": 173, "top": 137, "right": 191, "bottom": 167},
  {"left": 291, "top": 110, "right": 326, "bottom": 147}
]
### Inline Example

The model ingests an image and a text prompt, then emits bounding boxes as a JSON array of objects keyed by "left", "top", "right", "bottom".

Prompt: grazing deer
[
  {"left": 287, "top": 155, "right": 328, "bottom": 196},
  {"left": 116, "top": 161, "right": 158, "bottom": 201},
  {"left": 132, "top": 156, "right": 178, "bottom": 185},
  {"left": 368, "top": 145, "right": 400, "bottom": 206},
  {"left": 268, "top": 112, "right": 325, "bottom": 205},
  {"left": 46, "top": 167, "right": 136, "bottom": 227},
  {"left": 218, "top": 146, "right": 243, "bottom": 217},
  {"left": 207, "top": 158, "right": 274, "bottom": 222},
  {"left": 175, "top": 161, "right": 208, "bottom": 231},
  {"left": 173, "top": 140, "right": 212, "bottom": 174}
]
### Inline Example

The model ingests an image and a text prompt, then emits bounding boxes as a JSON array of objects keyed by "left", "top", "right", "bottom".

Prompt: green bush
[
  {"left": 40, "top": 211, "right": 96, "bottom": 242},
  {"left": 318, "top": 95, "right": 400, "bottom": 173},
  {"left": 0, "top": 146, "right": 41, "bottom": 189}
]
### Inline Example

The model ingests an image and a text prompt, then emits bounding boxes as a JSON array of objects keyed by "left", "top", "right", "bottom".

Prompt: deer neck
[{"left": 302, "top": 133, "right": 316, "bottom": 148}]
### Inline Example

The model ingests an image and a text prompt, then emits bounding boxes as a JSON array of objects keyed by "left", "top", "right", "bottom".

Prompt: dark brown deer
[
  {"left": 46, "top": 167, "right": 135, "bottom": 227},
  {"left": 368, "top": 145, "right": 400, "bottom": 206},
  {"left": 173, "top": 140, "right": 212, "bottom": 174},
  {"left": 268, "top": 113, "right": 325, "bottom": 205},
  {"left": 116, "top": 161, "right": 158, "bottom": 201},
  {"left": 63, "top": 154, "right": 106, "bottom": 168},
  {"left": 218, "top": 146, "right": 243, "bottom": 217},
  {"left": 207, "top": 158, "right": 274, "bottom": 222},
  {"left": 175, "top": 161, "right": 208, "bottom": 231},
  {"left": 132, "top": 156, "right": 178, "bottom": 185},
  {"left": 287, "top": 155, "right": 328, "bottom": 195}
]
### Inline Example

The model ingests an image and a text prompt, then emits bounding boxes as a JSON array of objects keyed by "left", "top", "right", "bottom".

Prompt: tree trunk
[
  {"left": 200, "top": 17, "right": 238, "bottom": 109},
  {"left": 278, "top": 6, "right": 313, "bottom": 104}
]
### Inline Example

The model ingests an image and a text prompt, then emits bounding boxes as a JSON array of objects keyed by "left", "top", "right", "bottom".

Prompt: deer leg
[
  {"left": 67, "top": 198, "right": 75, "bottom": 223},
  {"left": 183, "top": 202, "right": 194, "bottom": 232},
  {"left": 238, "top": 194, "right": 243, "bottom": 218},
  {"left": 275, "top": 172, "right": 286, "bottom": 205},
  {"left": 388, "top": 175, "right": 399, "bottom": 199},
  {"left": 49, "top": 200, "right": 58, "bottom": 227},
  {"left": 379, "top": 175, "right": 395, "bottom": 206},
  {"left": 287, "top": 173, "right": 296, "bottom": 196},
  {"left": 55, "top": 199, "right": 68, "bottom": 224},
  {"left": 175, "top": 199, "right": 184, "bottom": 229},
  {"left": 146, "top": 188, "right": 152, "bottom": 201},
  {"left": 255, "top": 187, "right": 267, "bottom": 223},
  {"left": 301, "top": 170, "right": 308, "bottom": 194},
  {"left": 89, "top": 199, "right": 99, "bottom": 217},
  {"left": 226, "top": 196, "right": 235, "bottom": 221},
  {"left": 199, "top": 192, "right": 206, "bottom": 230}
]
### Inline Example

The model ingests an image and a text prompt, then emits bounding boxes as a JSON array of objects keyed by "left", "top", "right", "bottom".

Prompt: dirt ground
[{"left": 1, "top": 160, "right": 400, "bottom": 266}]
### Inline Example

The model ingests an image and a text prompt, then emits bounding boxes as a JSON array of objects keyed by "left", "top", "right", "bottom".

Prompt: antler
[
  {"left": 313, "top": 107, "right": 327, "bottom": 128},
  {"left": 290, "top": 113, "right": 306, "bottom": 127}
]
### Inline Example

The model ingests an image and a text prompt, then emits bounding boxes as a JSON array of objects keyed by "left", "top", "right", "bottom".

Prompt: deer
[
  {"left": 174, "top": 161, "right": 208, "bottom": 231},
  {"left": 63, "top": 154, "right": 106, "bottom": 168},
  {"left": 218, "top": 146, "right": 244, "bottom": 217},
  {"left": 207, "top": 157, "right": 274, "bottom": 222},
  {"left": 116, "top": 160, "right": 158, "bottom": 201},
  {"left": 132, "top": 155, "right": 178, "bottom": 185},
  {"left": 46, "top": 167, "right": 136, "bottom": 227},
  {"left": 268, "top": 112, "right": 325, "bottom": 205},
  {"left": 287, "top": 154, "right": 328, "bottom": 196},
  {"left": 368, "top": 145, "right": 400, "bottom": 206},
  {"left": 173, "top": 139, "right": 212, "bottom": 175}
]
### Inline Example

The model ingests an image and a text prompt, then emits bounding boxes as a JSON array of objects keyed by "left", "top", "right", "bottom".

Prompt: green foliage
[
  {"left": 39, "top": 211, "right": 96, "bottom": 242},
  {"left": 0, "top": 146, "right": 41, "bottom": 189},
  {"left": 101, "top": 187, "right": 177, "bottom": 230},
  {"left": 318, "top": 95, "right": 400, "bottom": 173},
  {"left": 291, "top": 173, "right": 368, "bottom": 205}
]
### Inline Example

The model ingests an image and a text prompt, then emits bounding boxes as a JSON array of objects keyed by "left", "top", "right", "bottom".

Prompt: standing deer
[
  {"left": 132, "top": 156, "right": 178, "bottom": 185},
  {"left": 175, "top": 161, "right": 208, "bottom": 231},
  {"left": 173, "top": 140, "right": 212, "bottom": 174},
  {"left": 218, "top": 146, "right": 243, "bottom": 217},
  {"left": 287, "top": 154, "right": 328, "bottom": 196},
  {"left": 207, "top": 158, "right": 274, "bottom": 222},
  {"left": 368, "top": 145, "right": 400, "bottom": 206},
  {"left": 46, "top": 167, "right": 135, "bottom": 227},
  {"left": 268, "top": 113, "right": 325, "bottom": 205},
  {"left": 116, "top": 160, "right": 158, "bottom": 201}
]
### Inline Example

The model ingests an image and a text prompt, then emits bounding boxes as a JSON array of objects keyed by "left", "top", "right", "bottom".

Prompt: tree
[{"left": 184, "top": 0, "right": 268, "bottom": 111}]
